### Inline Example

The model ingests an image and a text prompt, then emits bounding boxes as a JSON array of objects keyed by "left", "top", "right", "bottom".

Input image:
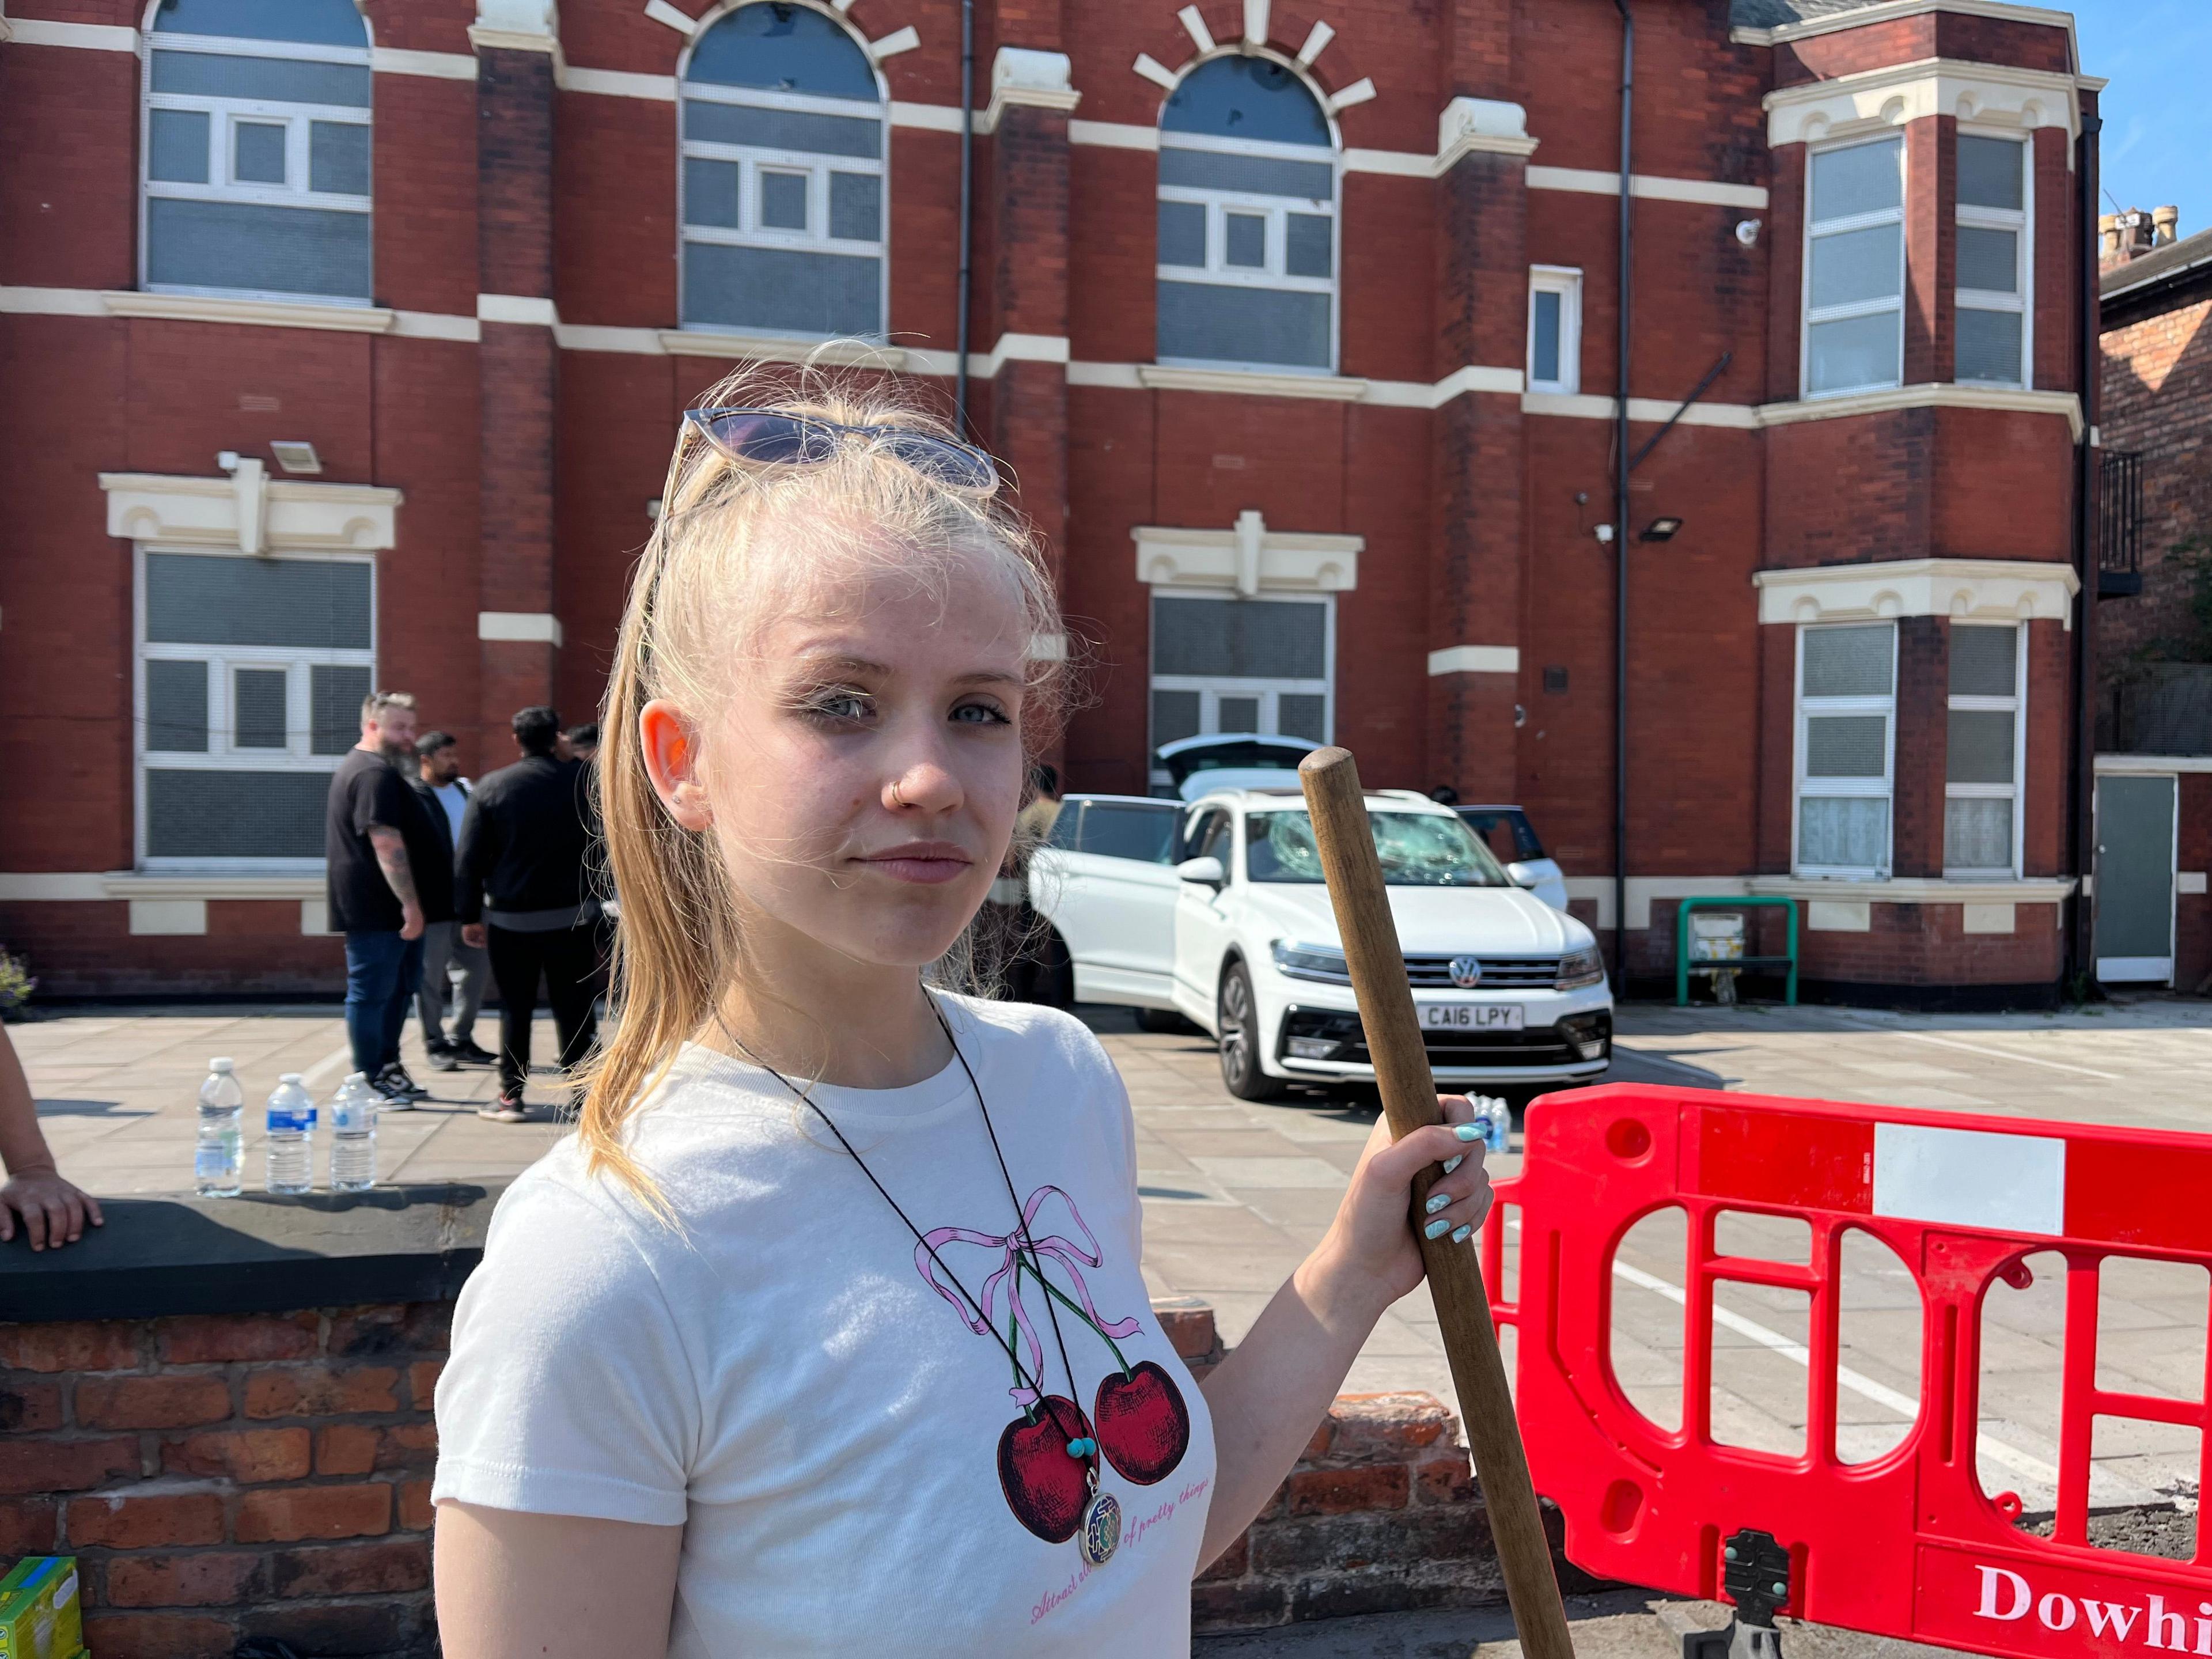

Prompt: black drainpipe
[
  {"left": 1611, "top": 0, "right": 1635, "bottom": 982},
  {"left": 952, "top": 0, "right": 976, "bottom": 434},
  {"left": 2067, "top": 97, "right": 2102, "bottom": 992}
]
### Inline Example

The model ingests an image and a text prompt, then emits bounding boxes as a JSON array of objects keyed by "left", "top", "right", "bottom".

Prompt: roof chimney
[
  {"left": 2153, "top": 204, "right": 2180, "bottom": 247},
  {"left": 2100, "top": 208, "right": 2158, "bottom": 270}
]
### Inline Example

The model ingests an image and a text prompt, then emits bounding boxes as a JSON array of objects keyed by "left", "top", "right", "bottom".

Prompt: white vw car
[{"left": 1028, "top": 787, "right": 1612, "bottom": 1100}]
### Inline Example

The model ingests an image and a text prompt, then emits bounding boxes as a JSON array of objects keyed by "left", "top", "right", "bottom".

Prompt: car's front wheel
[{"left": 1216, "top": 961, "right": 1285, "bottom": 1101}]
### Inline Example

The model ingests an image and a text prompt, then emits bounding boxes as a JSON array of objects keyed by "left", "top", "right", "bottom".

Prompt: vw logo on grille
[{"left": 1448, "top": 955, "right": 1484, "bottom": 988}]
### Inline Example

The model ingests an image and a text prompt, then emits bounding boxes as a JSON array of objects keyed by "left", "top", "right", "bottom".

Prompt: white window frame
[
  {"left": 1146, "top": 588, "right": 1335, "bottom": 789},
  {"left": 1792, "top": 621, "right": 1896, "bottom": 880},
  {"left": 1943, "top": 621, "right": 2027, "bottom": 880},
  {"left": 134, "top": 544, "right": 376, "bottom": 874},
  {"left": 1954, "top": 128, "right": 2032, "bottom": 390},
  {"left": 1527, "top": 265, "right": 1583, "bottom": 395},
  {"left": 676, "top": 47, "right": 889, "bottom": 340},
  {"left": 1155, "top": 120, "right": 1341, "bottom": 376},
  {"left": 139, "top": 29, "right": 374, "bottom": 306},
  {"left": 1801, "top": 134, "right": 1906, "bottom": 400}
]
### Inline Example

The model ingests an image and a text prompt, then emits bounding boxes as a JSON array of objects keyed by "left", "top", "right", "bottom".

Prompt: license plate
[{"left": 1419, "top": 1002, "right": 1524, "bottom": 1032}]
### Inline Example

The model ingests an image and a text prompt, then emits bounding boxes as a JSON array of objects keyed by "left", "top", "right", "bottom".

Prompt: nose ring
[{"left": 889, "top": 778, "right": 908, "bottom": 808}]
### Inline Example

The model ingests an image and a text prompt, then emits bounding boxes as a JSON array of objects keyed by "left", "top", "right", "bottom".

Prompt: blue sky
[{"left": 2070, "top": 0, "right": 2212, "bottom": 239}]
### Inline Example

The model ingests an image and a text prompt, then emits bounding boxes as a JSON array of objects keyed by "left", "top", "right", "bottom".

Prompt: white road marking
[
  {"left": 300, "top": 1044, "right": 355, "bottom": 1089},
  {"left": 1837, "top": 1020, "right": 2122, "bottom": 1082},
  {"left": 1512, "top": 1218, "right": 2066, "bottom": 1487}
]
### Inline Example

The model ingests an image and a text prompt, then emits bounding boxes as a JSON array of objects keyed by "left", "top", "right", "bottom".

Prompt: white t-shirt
[{"left": 433, "top": 997, "right": 1216, "bottom": 1656}]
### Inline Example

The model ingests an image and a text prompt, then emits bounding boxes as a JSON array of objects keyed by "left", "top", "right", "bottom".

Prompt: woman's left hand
[{"left": 1310, "top": 1096, "right": 1497, "bottom": 1313}]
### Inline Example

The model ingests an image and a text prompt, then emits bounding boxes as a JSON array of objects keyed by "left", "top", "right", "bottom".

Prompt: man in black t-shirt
[{"left": 325, "top": 691, "right": 453, "bottom": 1105}]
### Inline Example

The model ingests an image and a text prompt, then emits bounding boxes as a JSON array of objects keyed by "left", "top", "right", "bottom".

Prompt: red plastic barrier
[{"left": 1486, "top": 1084, "right": 2212, "bottom": 1659}]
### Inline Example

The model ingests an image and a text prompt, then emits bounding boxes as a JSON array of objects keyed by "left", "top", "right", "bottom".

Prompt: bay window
[
  {"left": 1956, "top": 133, "right": 2030, "bottom": 388},
  {"left": 1794, "top": 622, "right": 1896, "bottom": 878},
  {"left": 1944, "top": 623, "right": 2025, "bottom": 877},
  {"left": 1803, "top": 135, "right": 1904, "bottom": 397}
]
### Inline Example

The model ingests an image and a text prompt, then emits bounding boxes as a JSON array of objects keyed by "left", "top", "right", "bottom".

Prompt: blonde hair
[{"left": 578, "top": 362, "right": 1065, "bottom": 1213}]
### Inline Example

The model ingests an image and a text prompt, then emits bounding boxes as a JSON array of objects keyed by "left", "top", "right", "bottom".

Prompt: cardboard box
[{"left": 0, "top": 1557, "right": 84, "bottom": 1659}]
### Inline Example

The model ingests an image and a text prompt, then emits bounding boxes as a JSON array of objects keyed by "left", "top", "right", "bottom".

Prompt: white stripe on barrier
[{"left": 1872, "top": 1123, "right": 2066, "bottom": 1237}]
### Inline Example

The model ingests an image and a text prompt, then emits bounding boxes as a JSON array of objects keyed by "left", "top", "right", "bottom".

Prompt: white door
[
  {"left": 1172, "top": 806, "right": 1237, "bottom": 1031},
  {"left": 1034, "top": 800, "right": 1183, "bottom": 1007}
]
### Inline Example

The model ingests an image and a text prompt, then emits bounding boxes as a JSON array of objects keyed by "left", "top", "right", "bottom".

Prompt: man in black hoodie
[{"left": 456, "top": 706, "right": 602, "bottom": 1122}]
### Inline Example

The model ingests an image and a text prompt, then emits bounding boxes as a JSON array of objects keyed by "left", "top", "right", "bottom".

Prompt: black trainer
[
  {"left": 425, "top": 1041, "right": 460, "bottom": 1073},
  {"left": 375, "top": 1062, "right": 428, "bottom": 1105},
  {"left": 449, "top": 1039, "right": 498, "bottom": 1067}
]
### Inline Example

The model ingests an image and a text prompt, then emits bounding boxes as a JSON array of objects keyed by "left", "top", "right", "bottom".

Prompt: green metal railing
[{"left": 1674, "top": 896, "right": 1798, "bottom": 1006}]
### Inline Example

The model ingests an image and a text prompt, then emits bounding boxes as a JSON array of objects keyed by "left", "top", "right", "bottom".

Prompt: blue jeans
[{"left": 345, "top": 930, "right": 427, "bottom": 1077}]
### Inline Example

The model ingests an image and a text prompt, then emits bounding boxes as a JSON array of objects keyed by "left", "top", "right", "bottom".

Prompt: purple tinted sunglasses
[{"left": 684, "top": 407, "right": 1000, "bottom": 494}]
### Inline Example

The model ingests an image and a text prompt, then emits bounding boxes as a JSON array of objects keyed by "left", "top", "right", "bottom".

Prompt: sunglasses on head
[{"left": 683, "top": 407, "right": 1001, "bottom": 494}]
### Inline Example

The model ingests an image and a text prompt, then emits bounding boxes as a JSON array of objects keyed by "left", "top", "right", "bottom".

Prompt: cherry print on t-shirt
[{"left": 919, "top": 1184, "right": 1190, "bottom": 1545}]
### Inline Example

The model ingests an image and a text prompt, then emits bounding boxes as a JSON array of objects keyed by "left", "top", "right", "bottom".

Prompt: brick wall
[
  {"left": 0, "top": 1306, "right": 445, "bottom": 1659},
  {"left": 2099, "top": 291, "right": 2212, "bottom": 673},
  {"left": 0, "top": 1293, "right": 1541, "bottom": 1653}
]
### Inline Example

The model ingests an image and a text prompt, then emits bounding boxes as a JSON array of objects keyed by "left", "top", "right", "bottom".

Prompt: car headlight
[
  {"left": 1270, "top": 941, "right": 1351, "bottom": 984},
  {"left": 1555, "top": 946, "right": 1607, "bottom": 990}
]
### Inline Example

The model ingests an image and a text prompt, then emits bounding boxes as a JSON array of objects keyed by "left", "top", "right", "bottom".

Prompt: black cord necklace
[{"left": 722, "top": 993, "right": 1124, "bottom": 1566}]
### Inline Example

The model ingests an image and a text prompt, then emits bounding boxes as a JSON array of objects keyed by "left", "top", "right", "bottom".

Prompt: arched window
[
  {"left": 1156, "top": 55, "right": 1336, "bottom": 373},
  {"left": 680, "top": 2, "right": 887, "bottom": 339},
  {"left": 141, "top": 0, "right": 373, "bottom": 305}
]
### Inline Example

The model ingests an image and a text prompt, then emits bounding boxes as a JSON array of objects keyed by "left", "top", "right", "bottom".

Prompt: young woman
[{"left": 430, "top": 372, "right": 1495, "bottom": 1656}]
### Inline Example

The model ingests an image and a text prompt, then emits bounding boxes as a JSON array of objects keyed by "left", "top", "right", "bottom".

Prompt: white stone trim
[
  {"left": 0, "top": 17, "right": 135, "bottom": 50},
  {"left": 468, "top": 26, "right": 562, "bottom": 56},
  {"left": 1425, "top": 365, "right": 1524, "bottom": 403},
  {"left": 101, "top": 291, "right": 395, "bottom": 333},
  {"left": 868, "top": 25, "right": 921, "bottom": 62},
  {"left": 1962, "top": 902, "right": 2017, "bottom": 934},
  {"left": 373, "top": 48, "right": 478, "bottom": 79},
  {"left": 1177, "top": 6, "right": 1215, "bottom": 54},
  {"left": 2180, "top": 872, "right": 2210, "bottom": 896},
  {"left": 476, "top": 293, "right": 558, "bottom": 326},
  {"left": 1437, "top": 98, "right": 1539, "bottom": 166},
  {"left": 391, "top": 310, "right": 481, "bottom": 342},
  {"left": 478, "top": 611, "right": 563, "bottom": 645},
  {"left": 1764, "top": 56, "right": 2083, "bottom": 151},
  {"left": 1427, "top": 646, "right": 1519, "bottom": 676},
  {"left": 1137, "top": 364, "right": 1368, "bottom": 402},
  {"left": 1523, "top": 390, "right": 1760, "bottom": 428},
  {"left": 556, "top": 323, "right": 663, "bottom": 354},
  {"left": 1325, "top": 78, "right": 1376, "bottom": 116},
  {"left": 1134, "top": 513, "right": 1361, "bottom": 597},
  {"left": 0, "top": 873, "right": 325, "bottom": 902},
  {"left": 1069, "top": 118, "right": 1158, "bottom": 150},
  {"left": 562, "top": 66, "right": 677, "bottom": 99},
  {"left": 1730, "top": 0, "right": 2078, "bottom": 71},
  {"left": 1296, "top": 20, "right": 1335, "bottom": 65},
  {"left": 1562, "top": 873, "right": 2076, "bottom": 931},
  {"left": 658, "top": 328, "right": 906, "bottom": 368},
  {"left": 1340, "top": 147, "right": 1432, "bottom": 178},
  {"left": 984, "top": 47, "right": 1080, "bottom": 127},
  {"left": 130, "top": 899, "right": 207, "bottom": 936},
  {"left": 2095, "top": 754, "right": 2212, "bottom": 775},
  {"left": 1754, "top": 557, "right": 2080, "bottom": 631},
  {"left": 301, "top": 899, "right": 336, "bottom": 936},
  {"left": 1758, "top": 382, "right": 2084, "bottom": 442},
  {"left": 1527, "top": 165, "right": 1767, "bottom": 209},
  {"left": 891, "top": 101, "right": 965, "bottom": 131},
  {"left": 642, "top": 0, "right": 698, "bottom": 35},
  {"left": 1132, "top": 53, "right": 1180, "bottom": 92},
  {"left": 1029, "top": 631, "right": 1070, "bottom": 663},
  {"left": 1067, "top": 361, "right": 1147, "bottom": 389},
  {"left": 1243, "top": 0, "right": 1270, "bottom": 47},
  {"left": 102, "top": 472, "right": 400, "bottom": 554},
  {"left": 0, "top": 286, "right": 108, "bottom": 317}
]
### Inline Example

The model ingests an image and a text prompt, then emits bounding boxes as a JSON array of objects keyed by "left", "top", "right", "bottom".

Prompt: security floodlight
[
  {"left": 269, "top": 441, "right": 321, "bottom": 475},
  {"left": 1640, "top": 517, "right": 1684, "bottom": 543}
]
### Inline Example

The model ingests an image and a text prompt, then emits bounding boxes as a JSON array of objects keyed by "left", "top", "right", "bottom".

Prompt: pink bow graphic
[{"left": 918, "top": 1184, "right": 1141, "bottom": 1405}]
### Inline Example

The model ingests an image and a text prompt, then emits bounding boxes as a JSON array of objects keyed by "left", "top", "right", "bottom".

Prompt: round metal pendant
[{"left": 1079, "top": 1490, "right": 1122, "bottom": 1566}]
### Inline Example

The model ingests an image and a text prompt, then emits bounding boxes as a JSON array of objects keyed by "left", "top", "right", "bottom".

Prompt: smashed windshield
[{"left": 1244, "top": 810, "right": 1510, "bottom": 887}]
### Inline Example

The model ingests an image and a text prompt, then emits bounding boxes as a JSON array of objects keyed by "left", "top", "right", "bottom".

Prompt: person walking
[
  {"left": 456, "top": 706, "right": 603, "bottom": 1123},
  {"left": 412, "top": 732, "right": 494, "bottom": 1070},
  {"left": 325, "top": 691, "right": 450, "bottom": 1106},
  {"left": 563, "top": 722, "right": 599, "bottom": 763}
]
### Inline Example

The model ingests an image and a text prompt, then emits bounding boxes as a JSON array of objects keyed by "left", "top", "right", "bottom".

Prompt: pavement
[{"left": 14, "top": 993, "right": 2211, "bottom": 1653}]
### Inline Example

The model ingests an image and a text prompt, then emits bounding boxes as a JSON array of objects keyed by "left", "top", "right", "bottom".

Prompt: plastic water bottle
[
  {"left": 194, "top": 1058, "right": 245, "bottom": 1198},
  {"left": 328, "top": 1072, "right": 378, "bottom": 1192},
  {"left": 264, "top": 1074, "right": 316, "bottom": 1195},
  {"left": 1467, "top": 1096, "right": 1512, "bottom": 1156}
]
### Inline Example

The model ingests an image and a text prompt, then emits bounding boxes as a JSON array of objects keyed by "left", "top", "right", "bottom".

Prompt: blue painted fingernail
[
  {"left": 1452, "top": 1225, "right": 1472, "bottom": 1244},
  {"left": 1424, "top": 1217, "right": 1452, "bottom": 1239},
  {"left": 1443, "top": 1155, "right": 1463, "bottom": 1174},
  {"left": 1454, "top": 1124, "right": 1483, "bottom": 1142},
  {"left": 1425, "top": 1192, "right": 1450, "bottom": 1215}
]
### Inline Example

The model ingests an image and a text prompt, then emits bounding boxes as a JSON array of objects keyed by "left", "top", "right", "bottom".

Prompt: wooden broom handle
[{"left": 1298, "top": 747, "right": 1575, "bottom": 1659}]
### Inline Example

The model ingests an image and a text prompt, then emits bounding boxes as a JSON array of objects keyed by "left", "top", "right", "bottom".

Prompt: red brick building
[{"left": 0, "top": 0, "right": 2107, "bottom": 1004}]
